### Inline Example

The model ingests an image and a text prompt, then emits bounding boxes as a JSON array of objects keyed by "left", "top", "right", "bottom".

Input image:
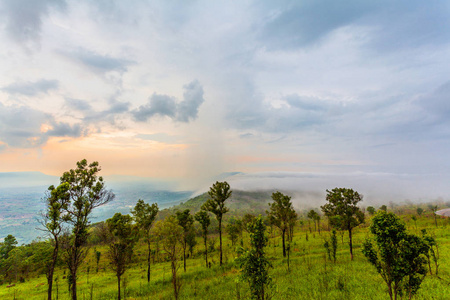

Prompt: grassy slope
[{"left": 1, "top": 194, "right": 450, "bottom": 299}]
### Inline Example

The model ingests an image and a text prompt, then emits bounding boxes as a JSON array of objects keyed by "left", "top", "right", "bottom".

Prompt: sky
[{"left": 0, "top": 0, "right": 450, "bottom": 201}]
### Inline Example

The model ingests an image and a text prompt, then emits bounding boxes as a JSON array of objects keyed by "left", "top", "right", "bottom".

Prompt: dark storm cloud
[
  {"left": 2, "top": 79, "right": 59, "bottom": 96},
  {"left": 133, "top": 80, "right": 205, "bottom": 123},
  {"left": 0, "top": 0, "right": 66, "bottom": 47}
]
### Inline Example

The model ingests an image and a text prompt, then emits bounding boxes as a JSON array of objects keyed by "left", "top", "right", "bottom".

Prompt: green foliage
[
  {"left": 226, "top": 220, "right": 242, "bottom": 246},
  {"left": 367, "top": 206, "right": 376, "bottom": 216},
  {"left": 131, "top": 199, "right": 158, "bottom": 282},
  {"left": 153, "top": 215, "right": 184, "bottom": 299},
  {"left": 194, "top": 210, "right": 211, "bottom": 267},
  {"left": 0, "top": 234, "right": 17, "bottom": 259},
  {"left": 267, "top": 192, "right": 297, "bottom": 257},
  {"left": 176, "top": 209, "right": 194, "bottom": 272},
  {"left": 237, "top": 216, "right": 271, "bottom": 300},
  {"left": 202, "top": 181, "right": 232, "bottom": 266},
  {"left": 321, "top": 188, "right": 364, "bottom": 260},
  {"left": 106, "top": 213, "right": 137, "bottom": 300},
  {"left": 60, "top": 159, "right": 114, "bottom": 300},
  {"left": 416, "top": 207, "right": 424, "bottom": 216},
  {"left": 363, "top": 211, "right": 429, "bottom": 300},
  {"left": 379, "top": 205, "right": 387, "bottom": 212}
]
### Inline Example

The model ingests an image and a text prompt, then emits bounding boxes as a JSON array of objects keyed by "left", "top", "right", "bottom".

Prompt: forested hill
[{"left": 163, "top": 189, "right": 276, "bottom": 217}]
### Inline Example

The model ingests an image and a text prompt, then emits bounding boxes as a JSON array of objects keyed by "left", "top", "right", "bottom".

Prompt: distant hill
[
  {"left": 164, "top": 189, "right": 276, "bottom": 217},
  {"left": 0, "top": 172, "right": 58, "bottom": 188}
]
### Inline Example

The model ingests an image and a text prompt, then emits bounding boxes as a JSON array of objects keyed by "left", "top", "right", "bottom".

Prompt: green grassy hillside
[{"left": 1, "top": 192, "right": 450, "bottom": 299}]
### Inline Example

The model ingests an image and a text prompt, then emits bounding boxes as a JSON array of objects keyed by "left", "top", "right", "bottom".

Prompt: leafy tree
[
  {"left": 324, "top": 229, "right": 338, "bottom": 263},
  {"left": 194, "top": 210, "right": 210, "bottom": 267},
  {"left": 379, "top": 205, "right": 387, "bottom": 212},
  {"left": 201, "top": 181, "right": 232, "bottom": 266},
  {"left": 367, "top": 206, "right": 376, "bottom": 216},
  {"left": 237, "top": 216, "right": 271, "bottom": 300},
  {"left": 95, "top": 250, "right": 101, "bottom": 273},
  {"left": 39, "top": 183, "right": 70, "bottom": 300},
  {"left": 242, "top": 213, "right": 256, "bottom": 233},
  {"left": 106, "top": 213, "right": 137, "bottom": 300},
  {"left": 416, "top": 207, "right": 423, "bottom": 216},
  {"left": 411, "top": 216, "right": 417, "bottom": 230},
  {"left": 307, "top": 210, "right": 318, "bottom": 232},
  {"left": 421, "top": 230, "right": 439, "bottom": 275},
  {"left": 153, "top": 216, "right": 184, "bottom": 300},
  {"left": 131, "top": 199, "right": 159, "bottom": 282},
  {"left": 428, "top": 205, "right": 438, "bottom": 227},
  {"left": 175, "top": 209, "right": 194, "bottom": 272},
  {"left": 59, "top": 159, "right": 114, "bottom": 300},
  {"left": 321, "top": 188, "right": 364, "bottom": 260},
  {"left": 226, "top": 221, "right": 242, "bottom": 247},
  {"left": 0, "top": 235, "right": 17, "bottom": 260},
  {"left": 186, "top": 231, "right": 197, "bottom": 258},
  {"left": 363, "top": 211, "right": 429, "bottom": 300},
  {"left": 267, "top": 192, "right": 297, "bottom": 257}
]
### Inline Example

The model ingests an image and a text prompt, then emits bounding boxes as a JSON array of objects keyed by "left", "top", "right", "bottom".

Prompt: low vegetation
[{"left": 0, "top": 160, "right": 449, "bottom": 299}]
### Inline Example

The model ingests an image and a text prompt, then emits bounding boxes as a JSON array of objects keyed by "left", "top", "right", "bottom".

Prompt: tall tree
[
  {"left": 307, "top": 210, "right": 319, "bottom": 232},
  {"left": 321, "top": 188, "right": 364, "bottom": 261},
  {"left": 60, "top": 159, "right": 114, "bottom": 300},
  {"left": 0, "top": 235, "right": 17, "bottom": 260},
  {"left": 363, "top": 211, "right": 429, "bottom": 300},
  {"left": 237, "top": 216, "right": 271, "bottom": 300},
  {"left": 194, "top": 211, "right": 210, "bottom": 268},
  {"left": 106, "top": 213, "right": 137, "bottom": 300},
  {"left": 201, "top": 181, "right": 232, "bottom": 266},
  {"left": 153, "top": 216, "right": 184, "bottom": 300},
  {"left": 267, "top": 191, "right": 297, "bottom": 257},
  {"left": 39, "top": 183, "right": 70, "bottom": 300},
  {"left": 175, "top": 209, "right": 194, "bottom": 272},
  {"left": 131, "top": 199, "right": 159, "bottom": 282}
]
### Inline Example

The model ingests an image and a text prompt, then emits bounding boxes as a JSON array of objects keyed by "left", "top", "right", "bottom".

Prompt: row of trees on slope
[{"left": 0, "top": 159, "right": 440, "bottom": 300}]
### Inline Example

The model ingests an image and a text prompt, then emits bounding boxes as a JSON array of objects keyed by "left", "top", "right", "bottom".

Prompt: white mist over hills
[{"left": 1, "top": 170, "right": 448, "bottom": 244}]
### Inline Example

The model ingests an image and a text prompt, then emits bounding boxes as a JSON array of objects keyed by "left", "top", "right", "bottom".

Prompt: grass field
[{"left": 1, "top": 210, "right": 449, "bottom": 300}]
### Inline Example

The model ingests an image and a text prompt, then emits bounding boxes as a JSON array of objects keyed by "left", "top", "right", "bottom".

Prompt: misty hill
[
  {"left": 165, "top": 190, "right": 276, "bottom": 217},
  {"left": 0, "top": 172, "right": 59, "bottom": 188}
]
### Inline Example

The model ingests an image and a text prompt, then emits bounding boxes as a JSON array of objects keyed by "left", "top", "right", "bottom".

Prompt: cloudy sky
[{"left": 0, "top": 0, "right": 449, "bottom": 199}]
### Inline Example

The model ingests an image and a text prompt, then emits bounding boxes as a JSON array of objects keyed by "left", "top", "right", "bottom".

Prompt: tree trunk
[
  {"left": 282, "top": 229, "right": 286, "bottom": 258},
  {"left": 348, "top": 227, "right": 353, "bottom": 261},
  {"left": 219, "top": 218, "right": 223, "bottom": 266},
  {"left": 171, "top": 260, "right": 178, "bottom": 300},
  {"left": 204, "top": 236, "right": 208, "bottom": 268},
  {"left": 47, "top": 239, "right": 58, "bottom": 300},
  {"left": 183, "top": 240, "right": 187, "bottom": 272},
  {"left": 147, "top": 241, "right": 151, "bottom": 282},
  {"left": 117, "top": 274, "right": 121, "bottom": 300},
  {"left": 71, "top": 269, "right": 77, "bottom": 300}
]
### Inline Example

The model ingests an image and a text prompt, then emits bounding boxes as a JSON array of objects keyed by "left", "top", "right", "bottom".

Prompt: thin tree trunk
[
  {"left": 171, "top": 260, "right": 178, "bottom": 300},
  {"left": 117, "top": 274, "right": 121, "bottom": 300},
  {"left": 183, "top": 241, "right": 187, "bottom": 272},
  {"left": 204, "top": 236, "right": 208, "bottom": 267},
  {"left": 47, "top": 238, "right": 58, "bottom": 300},
  {"left": 348, "top": 227, "right": 353, "bottom": 261},
  {"left": 219, "top": 218, "right": 223, "bottom": 266},
  {"left": 71, "top": 269, "right": 77, "bottom": 300},
  {"left": 147, "top": 240, "right": 151, "bottom": 282},
  {"left": 282, "top": 229, "right": 286, "bottom": 257}
]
